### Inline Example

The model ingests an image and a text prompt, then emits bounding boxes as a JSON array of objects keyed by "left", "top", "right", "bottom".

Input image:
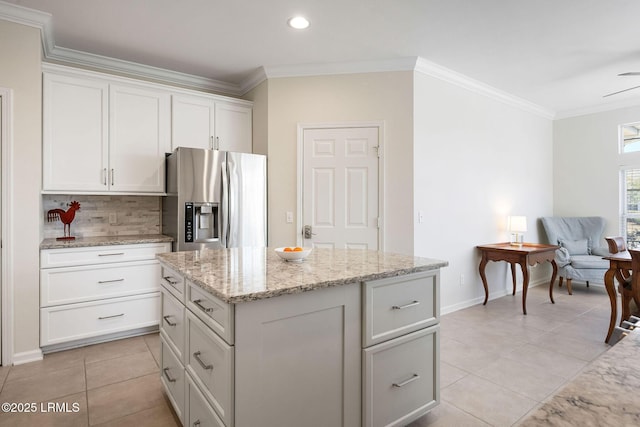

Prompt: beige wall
[
  {"left": 0, "top": 20, "right": 42, "bottom": 357},
  {"left": 244, "top": 79, "right": 268, "bottom": 156},
  {"left": 266, "top": 72, "right": 414, "bottom": 253}
]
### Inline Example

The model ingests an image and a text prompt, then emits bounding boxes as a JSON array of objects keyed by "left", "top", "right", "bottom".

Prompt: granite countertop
[
  {"left": 519, "top": 329, "right": 640, "bottom": 426},
  {"left": 157, "top": 247, "right": 448, "bottom": 304},
  {"left": 40, "top": 234, "right": 173, "bottom": 249}
]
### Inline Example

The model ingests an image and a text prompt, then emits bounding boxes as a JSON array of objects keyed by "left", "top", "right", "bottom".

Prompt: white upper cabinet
[
  {"left": 215, "top": 101, "right": 252, "bottom": 153},
  {"left": 172, "top": 94, "right": 215, "bottom": 151},
  {"left": 43, "top": 72, "right": 109, "bottom": 192},
  {"left": 172, "top": 94, "right": 252, "bottom": 153},
  {"left": 43, "top": 65, "right": 171, "bottom": 194},
  {"left": 109, "top": 84, "right": 170, "bottom": 193}
]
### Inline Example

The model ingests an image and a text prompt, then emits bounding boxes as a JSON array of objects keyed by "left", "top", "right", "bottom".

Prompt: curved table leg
[
  {"left": 479, "top": 256, "right": 489, "bottom": 305},
  {"left": 549, "top": 260, "right": 557, "bottom": 304},
  {"left": 510, "top": 263, "right": 517, "bottom": 296},
  {"left": 604, "top": 267, "right": 617, "bottom": 343},
  {"left": 520, "top": 260, "right": 530, "bottom": 315}
]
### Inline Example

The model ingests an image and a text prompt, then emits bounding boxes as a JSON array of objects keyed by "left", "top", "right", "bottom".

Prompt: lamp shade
[{"left": 508, "top": 216, "right": 527, "bottom": 233}]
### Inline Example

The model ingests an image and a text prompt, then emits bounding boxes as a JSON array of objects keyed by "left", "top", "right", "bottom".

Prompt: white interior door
[{"left": 302, "top": 127, "right": 380, "bottom": 249}]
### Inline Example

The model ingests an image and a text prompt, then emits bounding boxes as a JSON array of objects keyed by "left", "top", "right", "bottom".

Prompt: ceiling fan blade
[
  {"left": 603, "top": 84, "right": 640, "bottom": 98},
  {"left": 619, "top": 72, "right": 640, "bottom": 76}
]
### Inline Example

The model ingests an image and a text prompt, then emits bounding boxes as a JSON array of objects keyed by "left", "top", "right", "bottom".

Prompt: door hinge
[
  {"left": 375, "top": 146, "right": 382, "bottom": 158},
  {"left": 377, "top": 217, "right": 382, "bottom": 228}
]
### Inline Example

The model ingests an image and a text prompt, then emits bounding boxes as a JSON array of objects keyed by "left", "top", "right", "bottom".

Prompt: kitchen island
[{"left": 156, "top": 247, "right": 447, "bottom": 427}]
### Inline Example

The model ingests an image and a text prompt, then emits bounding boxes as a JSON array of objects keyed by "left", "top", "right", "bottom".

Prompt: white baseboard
[
  {"left": 441, "top": 278, "right": 549, "bottom": 316},
  {"left": 12, "top": 348, "right": 43, "bottom": 365}
]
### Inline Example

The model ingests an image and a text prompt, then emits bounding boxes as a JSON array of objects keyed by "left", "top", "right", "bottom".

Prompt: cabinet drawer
[
  {"left": 161, "top": 287, "right": 185, "bottom": 362},
  {"left": 363, "top": 270, "right": 439, "bottom": 347},
  {"left": 187, "top": 281, "right": 234, "bottom": 345},
  {"left": 161, "top": 264, "right": 185, "bottom": 303},
  {"left": 160, "top": 334, "right": 185, "bottom": 424},
  {"left": 40, "top": 293, "right": 160, "bottom": 346},
  {"left": 363, "top": 326, "right": 440, "bottom": 427},
  {"left": 186, "top": 374, "right": 225, "bottom": 427},
  {"left": 186, "top": 310, "right": 234, "bottom": 427},
  {"left": 40, "top": 260, "right": 160, "bottom": 307},
  {"left": 41, "top": 243, "right": 170, "bottom": 268}
]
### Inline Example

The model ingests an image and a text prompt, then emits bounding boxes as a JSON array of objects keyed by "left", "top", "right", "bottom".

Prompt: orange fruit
[
  {"left": 283, "top": 247, "right": 293, "bottom": 252},
  {"left": 293, "top": 247, "right": 303, "bottom": 252}
]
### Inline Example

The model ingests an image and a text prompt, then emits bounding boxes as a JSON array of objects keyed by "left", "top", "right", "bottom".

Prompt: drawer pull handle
[
  {"left": 163, "top": 315, "right": 177, "bottom": 327},
  {"left": 163, "top": 275, "right": 178, "bottom": 285},
  {"left": 163, "top": 367, "right": 177, "bottom": 383},
  {"left": 193, "top": 299, "right": 215, "bottom": 313},
  {"left": 392, "top": 373, "right": 420, "bottom": 388},
  {"left": 98, "top": 252, "right": 125, "bottom": 257},
  {"left": 98, "top": 313, "right": 125, "bottom": 320},
  {"left": 193, "top": 351, "right": 213, "bottom": 370},
  {"left": 193, "top": 421, "right": 201, "bottom": 427},
  {"left": 392, "top": 300, "right": 420, "bottom": 310},
  {"left": 98, "top": 278, "right": 125, "bottom": 284}
]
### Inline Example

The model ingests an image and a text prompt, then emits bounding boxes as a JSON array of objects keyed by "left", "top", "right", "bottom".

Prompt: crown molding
[
  {"left": 554, "top": 97, "right": 640, "bottom": 120},
  {"left": 0, "top": 1, "right": 50, "bottom": 30},
  {"left": 262, "top": 57, "right": 419, "bottom": 79},
  {"left": 414, "top": 57, "right": 556, "bottom": 119},
  {"left": 44, "top": 45, "right": 243, "bottom": 96}
]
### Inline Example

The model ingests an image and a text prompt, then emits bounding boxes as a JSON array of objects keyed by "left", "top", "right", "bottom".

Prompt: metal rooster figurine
[{"left": 47, "top": 200, "right": 81, "bottom": 241}]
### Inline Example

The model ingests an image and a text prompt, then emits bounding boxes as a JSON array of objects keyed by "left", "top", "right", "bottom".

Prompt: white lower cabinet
[
  {"left": 161, "top": 333, "right": 186, "bottom": 424},
  {"left": 40, "top": 242, "right": 170, "bottom": 349},
  {"left": 187, "top": 374, "right": 226, "bottom": 427},
  {"left": 159, "top": 267, "right": 441, "bottom": 427},
  {"left": 363, "top": 326, "right": 440, "bottom": 427}
]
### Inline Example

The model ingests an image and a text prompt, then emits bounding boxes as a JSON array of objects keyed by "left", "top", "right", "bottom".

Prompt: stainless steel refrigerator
[{"left": 162, "top": 147, "right": 267, "bottom": 251}]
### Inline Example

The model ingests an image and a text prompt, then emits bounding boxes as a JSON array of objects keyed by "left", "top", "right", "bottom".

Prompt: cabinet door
[
  {"left": 172, "top": 94, "right": 215, "bottom": 150},
  {"left": 235, "top": 283, "right": 361, "bottom": 427},
  {"left": 43, "top": 73, "right": 109, "bottom": 191},
  {"left": 215, "top": 102, "right": 252, "bottom": 153},
  {"left": 109, "top": 84, "right": 170, "bottom": 193}
]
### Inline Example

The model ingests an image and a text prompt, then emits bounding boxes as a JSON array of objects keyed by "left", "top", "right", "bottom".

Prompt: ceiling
[{"left": 5, "top": 0, "right": 640, "bottom": 117}]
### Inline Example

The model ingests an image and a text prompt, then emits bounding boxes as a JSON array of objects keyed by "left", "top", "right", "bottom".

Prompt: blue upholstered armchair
[{"left": 540, "top": 217, "right": 612, "bottom": 294}]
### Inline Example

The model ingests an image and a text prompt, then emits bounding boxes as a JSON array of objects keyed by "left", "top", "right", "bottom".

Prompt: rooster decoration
[{"left": 47, "top": 201, "right": 81, "bottom": 241}]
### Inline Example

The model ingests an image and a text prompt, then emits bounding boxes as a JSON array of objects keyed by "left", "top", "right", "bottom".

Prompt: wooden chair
[{"left": 622, "top": 249, "right": 640, "bottom": 323}]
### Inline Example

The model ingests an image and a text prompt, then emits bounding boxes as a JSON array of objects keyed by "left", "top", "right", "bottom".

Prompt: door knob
[{"left": 303, "top": 225, "right": 316, "bottom": 239}]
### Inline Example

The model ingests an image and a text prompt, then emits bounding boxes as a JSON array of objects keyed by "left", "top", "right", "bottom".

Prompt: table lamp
[{"left": 508, "top": 216, "right": 527, "bottom": 246}]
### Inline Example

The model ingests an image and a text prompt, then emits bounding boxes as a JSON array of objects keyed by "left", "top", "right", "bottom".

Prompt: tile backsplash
[{"left": 43, "top": 195, "right": 161, "bottom": 239}]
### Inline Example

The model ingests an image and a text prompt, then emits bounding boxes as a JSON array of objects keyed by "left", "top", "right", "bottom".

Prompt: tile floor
[
  {"left": 0, "top": 333, "right": 179, "bottom": 427},
  {"left": 409, "top": 282, "right": 615, "bottom": 427},
  {"left": 0, "top": 283, "right": 617, "bottom": 426}
]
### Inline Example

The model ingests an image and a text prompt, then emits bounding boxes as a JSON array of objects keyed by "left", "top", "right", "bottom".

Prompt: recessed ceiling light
[{"left": 288, "top": 16, "right": 310, "bottom": 30}]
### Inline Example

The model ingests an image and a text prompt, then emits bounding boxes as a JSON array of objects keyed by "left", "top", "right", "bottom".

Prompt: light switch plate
[{"left": 286, "top": 211, "right": 294, "bottom": 223}]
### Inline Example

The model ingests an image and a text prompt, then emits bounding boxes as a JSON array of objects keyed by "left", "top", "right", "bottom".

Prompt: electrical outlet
[
  {"left": 460, "top": 274, "right": 464, "bottom": 286},
  {"left": 109, "top": 213, "right": 117, "bottom": 224},
  {"left": 418, "top": 211, "right": 424, "bottom": 223},
  {"left": 286, "top": 211, "right": 294, "bottom": 223}
]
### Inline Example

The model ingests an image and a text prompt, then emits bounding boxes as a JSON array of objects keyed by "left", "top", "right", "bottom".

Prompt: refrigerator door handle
[{"left": 221, "top": 158, "right": 229, "bottom": 248}]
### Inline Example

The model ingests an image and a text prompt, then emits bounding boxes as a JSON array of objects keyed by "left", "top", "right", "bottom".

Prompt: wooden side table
[{"left": 476, "top": 243, "right": 559, "bottom": 314}]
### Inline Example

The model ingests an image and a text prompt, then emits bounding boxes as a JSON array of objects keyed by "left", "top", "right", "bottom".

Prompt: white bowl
[{"left": 275, "top": 247, "right": 312, "bottom": 262}]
